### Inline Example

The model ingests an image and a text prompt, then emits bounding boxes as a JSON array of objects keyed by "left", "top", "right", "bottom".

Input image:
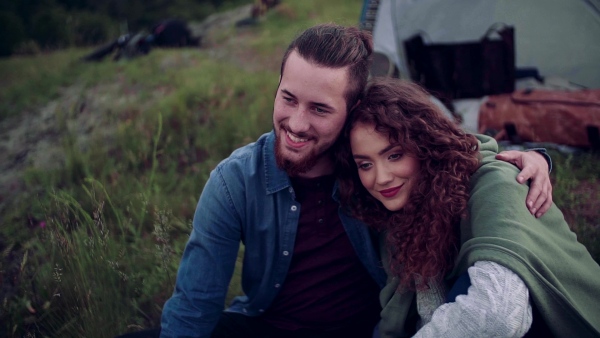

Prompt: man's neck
[{"left": 292, "top": 156, "right": 335, "bottom": 179}]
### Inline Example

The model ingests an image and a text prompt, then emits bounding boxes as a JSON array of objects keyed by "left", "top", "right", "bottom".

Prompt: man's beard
[{"left": 274, "top": 129, "right": 326, "bottom": 177}]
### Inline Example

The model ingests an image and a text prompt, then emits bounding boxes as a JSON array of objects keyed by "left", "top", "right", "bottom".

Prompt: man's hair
[
  {"left": 336, "top": 77, "right": 480, "bottom": 290},
  {"left": 280, "top": 23, "right": 373, "bottom": 112}
]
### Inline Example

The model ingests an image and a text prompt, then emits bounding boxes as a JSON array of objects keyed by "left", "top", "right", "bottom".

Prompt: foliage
[
  {"left": 30, "top": 7, "right": 73, "bottom": 49},
  {"left": 0, "top": 11, "right": 27, "bottom": 56},
  {"left": 0, "top": 0, "right": 255, "bottom": 57},
  {"left": 0, "top": 48, "right": 89, "bottom": 120},
  {"left": 71, "top": 11, "right": 119, "bottom": 46},
  {"left": 0, "top": 44, "right": 278, "bottom": 336},
  {"left": 0, "top": 0, "right": 598, "bottom": 336},
  {"left": 549, "top": 150, "right": 600, "bottom": 260}
]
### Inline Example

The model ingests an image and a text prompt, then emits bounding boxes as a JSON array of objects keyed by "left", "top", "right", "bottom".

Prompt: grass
[
  {"left": 0, "top": 48, "right": 112, "bottom": 120},
  {"left": 548, "top": 150, "right": 600, "bottom": 259},
  {"left": 1, "top": 0, "right": 599, "bottom": 336}
]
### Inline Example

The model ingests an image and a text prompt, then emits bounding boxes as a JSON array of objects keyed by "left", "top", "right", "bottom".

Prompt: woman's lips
[{"left": 379, "top": 185, "right": 403, "bottom": 198}]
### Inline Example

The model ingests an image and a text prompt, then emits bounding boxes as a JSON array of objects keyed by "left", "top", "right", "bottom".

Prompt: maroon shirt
[{"left": 261, "top": 175, "right": 381, "bottom": 331}]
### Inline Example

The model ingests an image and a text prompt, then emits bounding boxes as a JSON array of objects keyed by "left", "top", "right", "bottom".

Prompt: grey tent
[{"left": 362, "top": 0, "right": 600, "bottom": 89}]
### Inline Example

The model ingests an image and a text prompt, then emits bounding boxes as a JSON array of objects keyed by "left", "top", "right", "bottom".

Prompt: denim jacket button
[
  {"left": 243, "top": 308, "right": 247, "bottom": 313},
  {"left": 283, "top": 251, "right": 289, "bottom": 256},
  {"left": 289, "top": 187, "right": 293, "bottom": 193},
  {"left": 291, "top": 205, "right": 297, "bottom": 211},
  {"left": 275, "top": 283, "right": 281, "bottom": 288},
  {"left": 259, "top": 309, "right": 264, "bottom": 313}
]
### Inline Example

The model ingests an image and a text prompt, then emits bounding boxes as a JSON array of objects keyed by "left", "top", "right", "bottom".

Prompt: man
[{"left": 160, "top": 23, "right": 552, "bottom": 338}]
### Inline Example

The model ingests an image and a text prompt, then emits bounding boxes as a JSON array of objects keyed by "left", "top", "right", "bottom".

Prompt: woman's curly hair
[{"left": 335, "top": 78, "right": 480, "bottom": 289}]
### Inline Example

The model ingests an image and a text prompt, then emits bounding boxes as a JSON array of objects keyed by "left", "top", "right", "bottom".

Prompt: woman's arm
[{"left": 414, "top": 261, "right": 532, "bottom": 338}]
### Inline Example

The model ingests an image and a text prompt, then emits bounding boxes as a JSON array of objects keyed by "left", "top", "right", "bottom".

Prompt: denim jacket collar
[{"left": 262, "top": 131, "right": 345, "bottom": 202}]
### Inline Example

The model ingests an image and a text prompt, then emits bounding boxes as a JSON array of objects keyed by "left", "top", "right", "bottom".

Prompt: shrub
[
  {"left": 0, "top": 11, "right": 27, "bottom": 56},
  {"left": 12, "top": 40, "right": 41, "bottom": 56},
  {"left": 31, "top": 8, "right": 73, "bottom": 49},
  {"left": 72, "top": 11, "right": 118, "bottom": 46}
]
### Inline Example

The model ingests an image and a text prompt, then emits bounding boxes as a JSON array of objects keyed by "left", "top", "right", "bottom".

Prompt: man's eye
[
  {"left": 314, "top": 107, "right": 327, "bottom": 114},
  {"left": 283, "top": 97, "right": 293, "bottom": 102}
]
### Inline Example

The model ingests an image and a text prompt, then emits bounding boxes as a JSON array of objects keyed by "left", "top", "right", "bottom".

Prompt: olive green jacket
[{"left": 379, "top": 135, "right": 600, "bottom": 338}]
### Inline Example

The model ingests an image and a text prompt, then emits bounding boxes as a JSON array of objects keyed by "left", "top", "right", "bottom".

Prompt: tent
[
  {"left": 361, "top": 0, "right": 600, "bottom": 89},
  {"left": 360, "top": 0, "right": 600, "bottom": 140}
]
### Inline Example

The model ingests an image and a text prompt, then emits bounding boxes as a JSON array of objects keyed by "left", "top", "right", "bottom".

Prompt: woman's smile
[{"left": 379, "top": 184, "right": 404, "bottom": 198}]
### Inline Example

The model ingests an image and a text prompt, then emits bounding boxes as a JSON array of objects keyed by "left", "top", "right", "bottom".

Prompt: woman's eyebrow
[
  {"left": 353, "top": 144, "right": 398, "bottom": 160},
  {"left": 353, "top": 153, "right": 369, "bottom": 160},
  {"left": 378, "top": 144, "right": 397, "bottom": 156}
]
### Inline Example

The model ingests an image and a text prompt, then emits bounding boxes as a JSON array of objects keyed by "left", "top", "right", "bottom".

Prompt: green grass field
[{"left": 1, "top": 1, "right": 598, "bottom": 337}]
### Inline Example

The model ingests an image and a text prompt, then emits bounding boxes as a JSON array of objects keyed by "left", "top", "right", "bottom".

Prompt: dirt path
[
  {"left": 0, "top": 87, "right": 78, "bottom": 217},
  {"left": 0, "top": 5, "right": 278, "bottom": 219}
]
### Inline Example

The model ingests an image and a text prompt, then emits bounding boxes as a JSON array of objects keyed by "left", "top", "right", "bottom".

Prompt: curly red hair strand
[{"left": 336, "top": 78, "right": 480, "bottom": 289}]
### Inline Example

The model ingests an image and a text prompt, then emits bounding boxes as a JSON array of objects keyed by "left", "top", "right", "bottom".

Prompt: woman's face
[{"left": 350, "top": 122, "right": 421, "bottom": 211}]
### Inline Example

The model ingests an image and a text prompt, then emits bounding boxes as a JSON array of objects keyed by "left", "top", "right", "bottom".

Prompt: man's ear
[
  {"left": 350, "top": 99, "right": 361, "bottom": 112},
  {"left": 274, "top": 75, "right": 282, "bottom": 97}
]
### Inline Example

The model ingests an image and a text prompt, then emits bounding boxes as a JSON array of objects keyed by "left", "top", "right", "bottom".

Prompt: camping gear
[
  {"left": 81, "top": 33, "right": 151, "bottom": 62},
  {"left": 82, "top": 19, "right": 198, "bottom": 62},
  {"left": 363, "top": 0, "right": 600, "bottom": 89},
  {"left": 403, "top": 23, "right": 515, "bottom": 102},
  {"left": 478, "top": 89, "right": 600, "bottom": 149},
  {"left": 360, "top": 0, "right": 600, "bottom": 148},
  {"left": 150, "top": 19, "right": 199, "bottom": 47}
]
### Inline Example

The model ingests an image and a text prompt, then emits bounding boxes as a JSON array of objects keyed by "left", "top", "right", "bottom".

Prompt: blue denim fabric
[
  {"left": 160, "top": 131, "right": 387, "bottom": 338},
  {"left": 526, "top": 148, "right": 552, "bottom": 173}
]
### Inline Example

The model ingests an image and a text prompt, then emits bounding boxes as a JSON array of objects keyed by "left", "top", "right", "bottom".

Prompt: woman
[{"left": 336, "top": 77, "right": 600, "bottom": 337}]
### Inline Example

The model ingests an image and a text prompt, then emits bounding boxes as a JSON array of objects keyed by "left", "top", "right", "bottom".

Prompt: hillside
[
  {"left": 0, "top": 1, "right": 365, "bottom": 336},
  {"left": 0, "top": 4, "right": 281, "bottom": 218},
  {"left": 0, "top": 1, "right": 598, "bottom": 337}
]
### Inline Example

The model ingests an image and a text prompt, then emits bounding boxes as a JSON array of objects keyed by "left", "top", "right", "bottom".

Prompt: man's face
[{"left": 273, "top": 51, "right": 349, "bottom": 177}]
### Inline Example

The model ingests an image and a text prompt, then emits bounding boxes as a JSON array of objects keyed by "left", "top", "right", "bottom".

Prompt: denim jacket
[{"left": 160, "top": 131, "right": 387, "bottom": 338}]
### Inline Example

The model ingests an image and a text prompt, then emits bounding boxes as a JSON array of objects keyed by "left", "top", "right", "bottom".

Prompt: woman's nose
[{"left": 375, "top": 164, "right": 393, "bottom": 186}]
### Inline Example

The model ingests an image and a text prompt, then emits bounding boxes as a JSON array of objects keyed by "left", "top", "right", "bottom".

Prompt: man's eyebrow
[
  {"left": 281, "top": 89, "right": 296, "bottom": 98},
  {"left": 312, "top": 101, "right": 335, "bottom": 111},
  {"left": 280, "top": 89, "right": 336, "bottom": 111}
]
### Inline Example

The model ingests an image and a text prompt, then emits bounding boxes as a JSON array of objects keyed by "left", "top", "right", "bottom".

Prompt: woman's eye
[
  {"left": 358, "top": 163, "right": 372, "bottom": 170},
  {"left": 389, "top": 153, "right": 403, "bottom": 161}
]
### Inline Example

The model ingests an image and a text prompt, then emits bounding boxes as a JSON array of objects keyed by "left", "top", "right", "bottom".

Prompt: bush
[
  {"left": 12, "top": 40, "right": 41, "bottom": 56},
  {"left": 0, "top": 11, "right": 27, "bottom": 56},
  {"left": 72, "top": 11, "right": 118, "bottom": 46},
  {"left": 31, "top": 8, "right": 73, "bottom": 49}
]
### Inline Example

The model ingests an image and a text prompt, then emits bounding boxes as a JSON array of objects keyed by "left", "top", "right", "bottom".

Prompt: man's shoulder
[
  {"left": 209, "top": 131, "right": 290, "bottom": 196},
  {"left": 216, "top": 132, "right": 272, "bottom": 173}
]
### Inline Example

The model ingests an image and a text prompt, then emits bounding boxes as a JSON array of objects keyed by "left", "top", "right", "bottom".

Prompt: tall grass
[
  {"left": 549, "top": 150, "right": 600, "bottom": 260},
  {"left": 1, "top": 0, "right": 598, "bottom": 336},
  {"left": 0, "top": 48, "right": 113, "bottom": 120},
  {"left": 1, "top": 1, "right": 364, "bottom": 336}
]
